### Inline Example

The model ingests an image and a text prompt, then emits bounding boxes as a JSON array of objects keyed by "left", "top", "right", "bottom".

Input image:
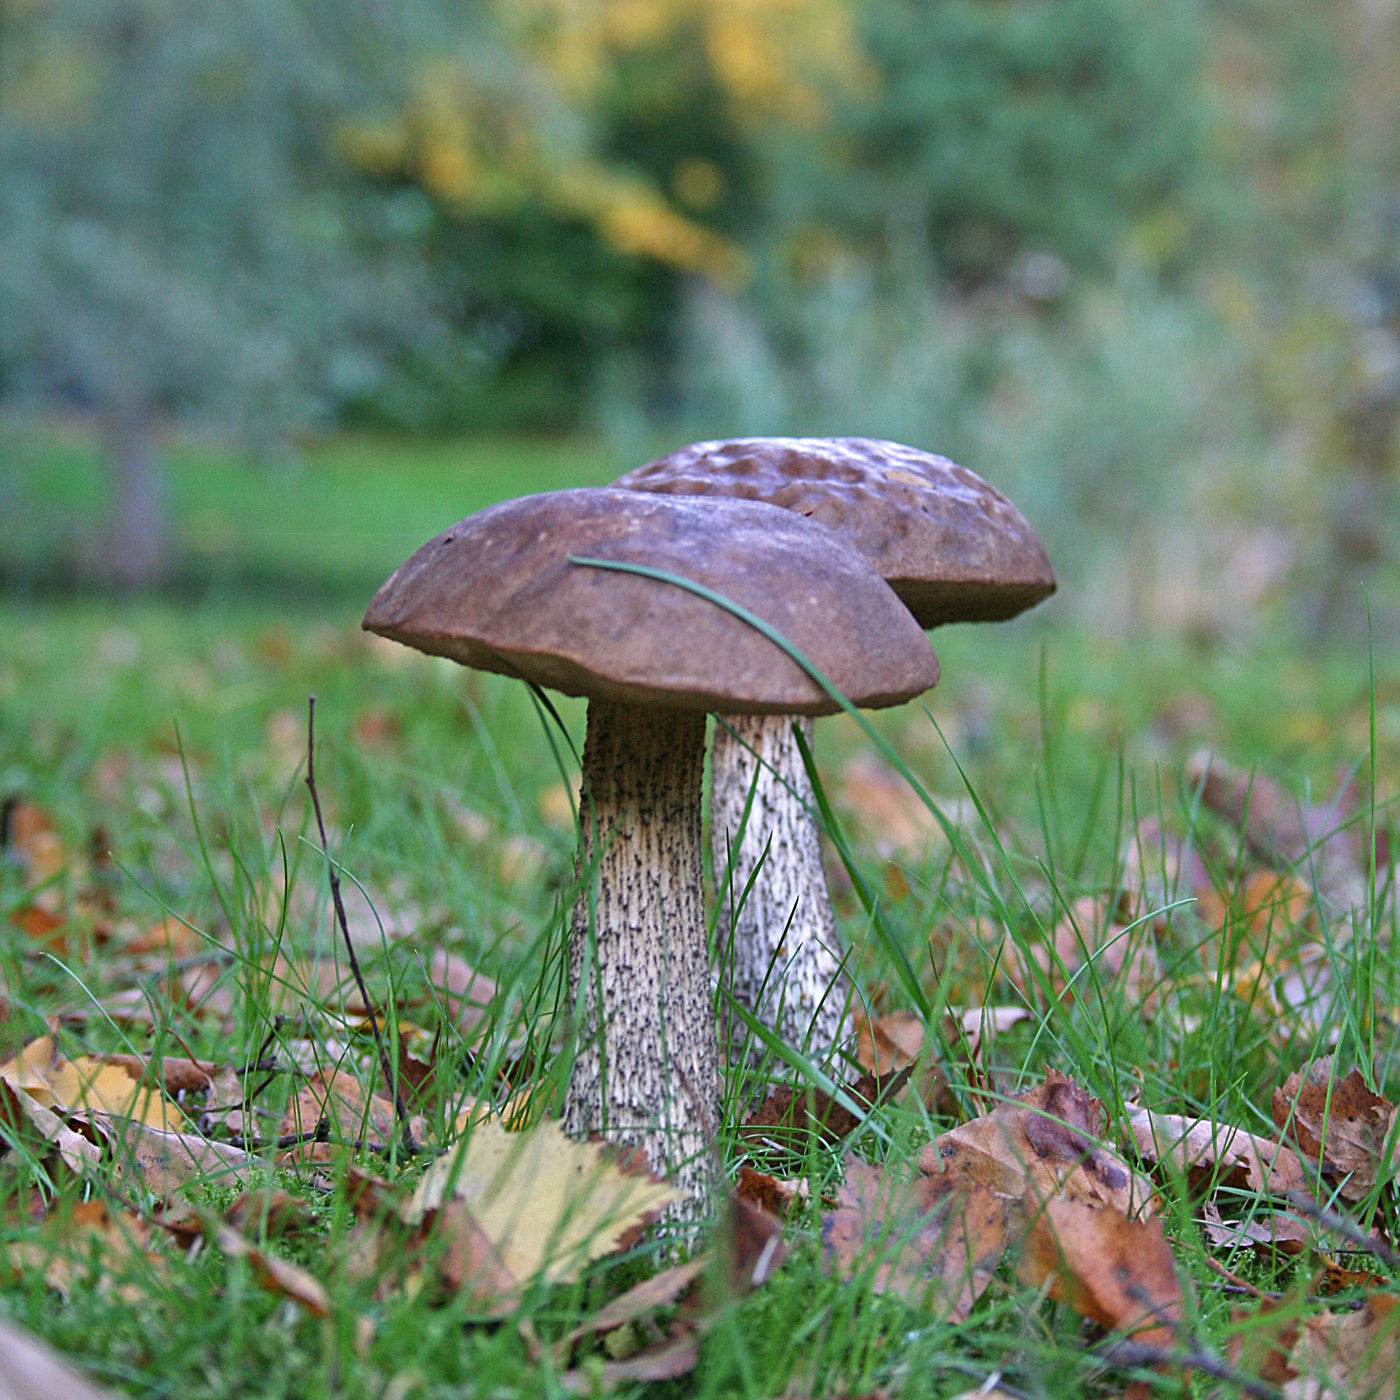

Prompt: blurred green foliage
[{"left": 2, "top": 0, "right": 1398, "bottom": 625}]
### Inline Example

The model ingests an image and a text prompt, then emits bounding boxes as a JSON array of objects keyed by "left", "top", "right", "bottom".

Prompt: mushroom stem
[
  {"left": 562, "top": 701, "right": 719, "bottom": 1217},
  {"left": 712, "top": 713, "right": 851, "bottom": 1057}
]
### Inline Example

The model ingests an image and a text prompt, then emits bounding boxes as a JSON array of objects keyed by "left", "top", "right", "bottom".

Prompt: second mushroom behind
[
  {"left": 363, "top": 487, "right": 938, "bottom": 1219},
  {"left": 615, "top": 437, "right": 1056, "bottom": 1060}
]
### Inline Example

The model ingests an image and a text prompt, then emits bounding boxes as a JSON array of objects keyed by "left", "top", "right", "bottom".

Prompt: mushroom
[
  {"left": 615, "top": 437, "right": 1055, "bottom": 1056},
  {"left": 363, "top": 487, "right": 939, "bottom": 1215}
]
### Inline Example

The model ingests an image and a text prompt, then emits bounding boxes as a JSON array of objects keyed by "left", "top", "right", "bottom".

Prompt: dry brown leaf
[
  {"left": 0, "top": 1316, "right": 126, "bottom": 1400},
  {"left": 1272, "top": 1059, "right": 1398, "bottom": 1202},
  {"left": 836, "top": 753, "right": 944, "bottom": 857},
  {"left": 404, "top": 1118, "right": 680, "bottom": 1290},
  {"left": 947, "top": 1005, "right": 1030, "bottom": 1067},
  {"left": 92, "top": 1116, "right": 252, "bottom": 1198},
  {"left": 735, "top": 1165, "right": 803, "bottom": 1218},
  {"left": 1010, "top": 895, "right": 1163, "bottom": 1016},
  {"left": 854, "top": 1010, "right": 925, "bottom": 1076},
  {"left": 1187, "top": 751, "right": 1372, "bottom": 914},
  {"left": 1124, "top": 1108, "right": 1311, "bottom": 1196},
  {"left": 552, "top": 1258, "right": 707, "bottom": 1368},
  {"left": 722, "top": 1194, "right": 788, "bottom": 1292},
  {"left": 1016, "top": 1193, "right": 1182, "bottom": 1349},
  {"left": 1120, "top": 814, "right": 1211, "bottom": 912},
  {"left": 1201, "top": 1200, "right": 1311, "bottom": 1256},
  {"left": 741, "top": 1067, "right": 911, "bottom": 1152},
  {"left": 210, "top": 1221, "right": 331, "bottom": 1317},
  {"left": 427, "top": 949, "right": 499, "bottom": 1040},
  {"left": 558, "top": 1328, "right": 701, "bottom": 1394},
  {"left": 1284, "top": 1292, "right": 1400, "bottom": 1399},
  {"left": 1196, "top": 870, "right": 1316, "bottom": 958},
  {"left": 121, "top": 916, "right": 205, "bottom": 959},
  {"left": 823, "top": 1157, "right": 1007, "bottom": 1320},
  {"left": 279, "top": 1068, "right": 399, "bottom": 1154},
  {"left": 6, "top": 1200, "right": 162, "bottom": 1304},
  {"left": 0, "top": 1076, "right": 102, "bottom": 1175},
  {"left": 1227, "top": 1296, "right": 1302, "bottom": 1387},
  {"left": 927, "top": 1070, "right": 1155, "bottom": 1217}
]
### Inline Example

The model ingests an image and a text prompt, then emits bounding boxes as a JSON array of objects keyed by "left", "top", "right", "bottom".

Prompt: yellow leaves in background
[
  {"left": 336, "top": 0, "right": 870, "bottom": 283},
  {"left": 510, "top": 0, "right": 869, "bottom": 119}
]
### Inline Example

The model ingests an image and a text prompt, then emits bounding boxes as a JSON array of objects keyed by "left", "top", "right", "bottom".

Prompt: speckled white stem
[
  {"left": 562, "top": 701, "right": 720, "bottom": 1220},
  {"left": 711, "top": 713, "right": 851, "bottom": 1057}
]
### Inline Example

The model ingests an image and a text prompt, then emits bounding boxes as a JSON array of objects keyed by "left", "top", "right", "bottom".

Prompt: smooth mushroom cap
[
  {"left": 614, "top": 436, "right": 1056, "bottom": 627},
  {"left": 363, "top": 487, "right": 940, "bottom": 713}
]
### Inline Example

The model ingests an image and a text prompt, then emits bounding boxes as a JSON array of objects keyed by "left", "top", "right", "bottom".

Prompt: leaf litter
[{"left": 6, "top": 667, "right": 1400, "bottom": 1400}]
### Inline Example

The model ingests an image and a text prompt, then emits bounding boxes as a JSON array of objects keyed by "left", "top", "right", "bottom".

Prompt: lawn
[{"left": 2, "top": 435, "right": 1398, "bottom": 1399}]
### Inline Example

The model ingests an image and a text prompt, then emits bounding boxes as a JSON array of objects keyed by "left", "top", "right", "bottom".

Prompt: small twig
[
  {"left": 1096, "top": 1340, "right": 1282, "bottom": 1399},
  {"left": 305, "top": 696, "right": 417, "bottom": 1158},
  {"left": 1202, "top": 1252, "right": 1272, "bottom": 1299},
  {"left": 1282, "top": 1189, "right": 1400, "bottom": 1270}
]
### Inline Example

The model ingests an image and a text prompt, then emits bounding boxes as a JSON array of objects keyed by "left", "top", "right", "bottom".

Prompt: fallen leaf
[
  {"left": 854, "top": 1010, "right": 924, "bottom": 1077},
  {"left": 210, "top": 1221, "right": 330, "bottom": 1316},
  {"left": 1285, "top": 1291, "right": 1400, "bottom": 1399},
  {"left": 741, "top": 1067, "right": 912, "bottom": 1151},
  {"left": 404, "top": 1119, "right": 680, "bottom": 1291},
  {"left": 735, "top": 1165, "right": 802, "bottom": 1218},
  {"left": 722, "top": 1194, "right": 788, "bottom": 1292},
  {"left": 1186, "top": 751, "right": 1371, "bottom": 914},
  {"left": 927, "top": 1070, "right": 1155, "bottom": 1217},
  {"left": 947, "top": 1005, "right": 1030, "bottom": 1067},
  {"left": 1011, "top": 895, "right": 1163, "bottom": 1016},
  {"left": 427, "top": 950, "right": 498, "bottom": 1040},
  {"left": 94, "top": 1117, "right": 252, "bottom": 1199},
  {"left": 1201, "top": 1200, "right": 1311, "bottom": 1256},
  {"left": 0, "top": 1077, "right": 102, "bottom": 1175},
  {"left": 0, "top": 1037, "right": 184, "bottom": 1131},
  {"left": 1120, "top": 814, "right": 1211, "bottom": 913},
  {"left": 559, "top": 1328, "right": 701, "bottom": 1393},
  {"left": 279, "top": 1068, "right": 400, "bottom": 1155},
  {"left": 121, "top": 916, "right": 205, "bottom": 959},
  {"left": 1272, "top": 1059, "right": 1398, "bottom": 1201},
  {"left": 1124, "top": 1108, "right": 1312, "bottom": 1196},
  {"left": 6, "top": 1200, "right": 162, "bottom": 1304},
  {"left": 823, "top": 1156, "right": 1007, "bottom": 1320},
  {"left": 836, "top": 753, "right": 945, "bottom": 858},
  {"left": 1016, "top": 1193, "right": 1182, "bottom": 1349},
  {"left": 552, "top": 1258, "right": 707, "bottom": 1367}
]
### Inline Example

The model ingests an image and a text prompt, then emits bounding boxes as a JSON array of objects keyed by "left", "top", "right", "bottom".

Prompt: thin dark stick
[
  {"left": 1282, "top": 1189, "right": 1400, "bottom": 1270},
  {"left": 305, "top": 696, "right": 416, "bottom": 1157},
  {"left": 1096, "top": 1340, "right": 1282, "bottom": 1400}
]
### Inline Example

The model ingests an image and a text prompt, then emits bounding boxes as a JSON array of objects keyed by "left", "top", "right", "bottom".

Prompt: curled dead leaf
[
  {"left": 1272, "top": 1059, "right": 1398, "bottom": 1202},
  {"left": 926, "top": 1070, "right": 1155, "bottom": 1217},
  {"left": 1124, "top": 1108, "right": 1311, "bottom": 1196}
]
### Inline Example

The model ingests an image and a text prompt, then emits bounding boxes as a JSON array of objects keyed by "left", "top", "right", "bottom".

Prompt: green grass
[
  {"left": 1, "top": 439, "right": 1398, "bottom": 1397},
  {"left": 1, "top": 420, "right": 620, "bottom": 592}
]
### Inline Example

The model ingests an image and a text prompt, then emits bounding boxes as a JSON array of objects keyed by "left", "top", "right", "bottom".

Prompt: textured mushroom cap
[
  {"left": 615, "top": 436, "right": 1055, "bottom": 627},
  {"left": 363, "top": 488, "right": 939, "bottom": 716}
]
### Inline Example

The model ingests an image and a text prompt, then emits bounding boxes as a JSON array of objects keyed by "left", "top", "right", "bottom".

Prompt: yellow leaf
[
  {"left": 0, "top": 1036, "right": 184, "bottom": 1131},
  {"left": 406, "top": 1118, "right": 680, "bottom": 1287}
]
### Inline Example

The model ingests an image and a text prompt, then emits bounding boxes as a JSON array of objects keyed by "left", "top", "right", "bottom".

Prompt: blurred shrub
[{"left": 836, "top": 0, "right": 1204, "bottom": 286}]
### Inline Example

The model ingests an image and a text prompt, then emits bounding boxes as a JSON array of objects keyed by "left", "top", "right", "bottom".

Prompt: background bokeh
[{"left": 3, "top": 0, "right": 1399, "bottom": 643}]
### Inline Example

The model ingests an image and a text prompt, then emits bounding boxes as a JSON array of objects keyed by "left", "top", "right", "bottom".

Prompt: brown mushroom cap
[
  {"left": 614, "top": 436, "right": 1055, "bottom": 627},
  {"left": 362, "top": 487, "right": 939, "bottom": 716}
]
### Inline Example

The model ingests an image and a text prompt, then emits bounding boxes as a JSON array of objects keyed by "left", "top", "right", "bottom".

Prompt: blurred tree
[
  {"left": 834, "top": 0, "right": 1203, "bottom": 287},
  {"left": 0, "top": 0, "right": 452, "bottom": 584}
]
